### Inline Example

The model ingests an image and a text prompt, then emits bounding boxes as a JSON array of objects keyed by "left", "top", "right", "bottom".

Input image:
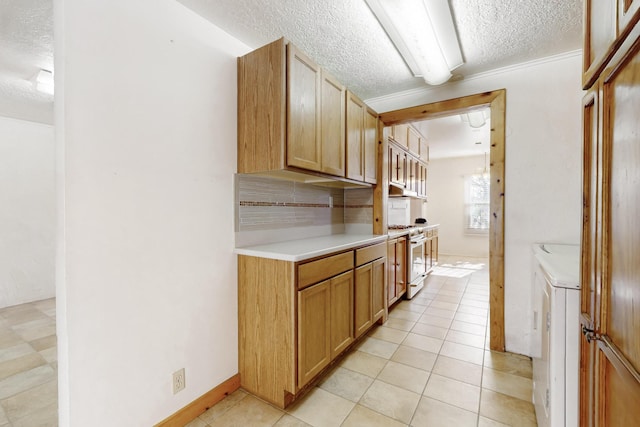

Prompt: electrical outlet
[{"left": 172, "top": 368, "right": 185, "bottom": 394}]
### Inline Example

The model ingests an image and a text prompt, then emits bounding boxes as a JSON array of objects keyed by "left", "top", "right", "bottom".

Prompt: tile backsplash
[{"left": 236, "top": 174, "right": 373, "bottom": 232}]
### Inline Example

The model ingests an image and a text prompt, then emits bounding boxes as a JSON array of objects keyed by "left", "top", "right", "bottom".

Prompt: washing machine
[{"left": 531, "top": 243, "right": 580, "bottom": 427}]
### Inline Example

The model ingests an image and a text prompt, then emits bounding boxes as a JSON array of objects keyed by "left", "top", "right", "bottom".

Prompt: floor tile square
[
  {"left": 390, "top": 345, "right": 437, "bottom": 372},
  {"left": 402, "top": 333, "right": 443, "bottom": 354},
  {"left": 423, "top": 374, "right": 480, "bottom": 412},
  {"left": 454, "top": 312, "right": 487, "bottom": 326},
  {"left": 317, "top": 367, "right": 373, "bottom": 402},
  {"left": 368, "top": 326, "right": 408, "bottom": 344},
  {"left": 383, "top": 318, "right": 416, "bottom": 332},
  {"left": 359, "top": 380, "right": 420, "bottom": 424},
  {"left": 273, "top": 414, "right": 311, "bottom": 426},
  {"left": 388, "top": 310, "right": 422, "bottom": 322},
  {"left": 410, "top": 396, "right": 477, "bottom": 427},
  {"left": 423, "top": 307, "right": 456, "bottom": 320},
  {"left": 199, "top": 389, "right": 248, "bottom": 424},
  {"left": 411, "top": 322, "right": 448, "bottom": 340},
  {"left": 377, "top": 360, "right": 429, "bottom": 394},
  {"left": 287, "top": 388, "right": 354, "bottom": 427},
  {"left": 483, "top": 350, "right": 532, "bottom": 379},
  {"left": 482, "top": 367, "right": 533, "bottom": 401},
  {"left": 446, "top": 329, "right": 486, "bottom": 348},
  {"left": 449, "top": 320, "right": 486, "bottom": 336},
  {"left": 432, "top": 355, "right": 483, "bottom": 386},
  {"left": 479, "top": 389, "right": 537, "bottom": 427},
  {"left": 439, "top": 341, "right": 484, "bottom": 365},
  {"left": 358, "top": 337, "right": 399, "bottom": 359},
  {"left": 341, "top": 404, "right": 406, "bottom": 427},
  {"left": 339, "top": 350, "right": 387, "bottom": 378},
  {"left": 416, "top": 314, "right": 452, "bottom": 329}
]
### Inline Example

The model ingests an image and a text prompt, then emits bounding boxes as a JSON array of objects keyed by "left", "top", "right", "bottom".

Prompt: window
[{"left": 465, "top": 174, "right": 490, "bottom": 234}]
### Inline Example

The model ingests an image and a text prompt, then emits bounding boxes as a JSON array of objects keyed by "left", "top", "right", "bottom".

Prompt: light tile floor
[
  {"left": 0, "top": 298, "right": 57, "bottom": 427},
  {"left": 189, "top": 255, "right": 537, "bottom": 427}
]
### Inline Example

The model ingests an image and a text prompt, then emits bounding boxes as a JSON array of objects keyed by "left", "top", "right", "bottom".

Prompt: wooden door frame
[{"left": 374, "top": 89, "right": 506, "bottom": 351}]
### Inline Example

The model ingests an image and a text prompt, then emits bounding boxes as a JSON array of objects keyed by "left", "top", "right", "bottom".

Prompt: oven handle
[{"left": 410, "top": 236, "right": 427, "bottom": 246}]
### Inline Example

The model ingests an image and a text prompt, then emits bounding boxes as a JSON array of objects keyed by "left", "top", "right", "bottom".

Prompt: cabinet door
[
  {"left": 393, "top": 124, "right": 409, "bottom": 149},
  {"left": 419, "top": 137, "right": 429, "bottom": 163},
  {"left": 354, "top": 263, "right": 373, "bottom": 338},
  {"left": 346, "top": 91, "right": 364, "bottom": 181},
  {"left": 583, "top": 0, "right": 617, "bottom": 86},
  {"left": 321, "top": 70, "right": 346, "bottom": 177},
  {"left": 396, "top": 237, "right": 407, "bottom": 297},
  {"left": 407, "top": 126, "right": 420, "bottom": 156},
  {"left": 364, "top": 107, "right": 378, "bottom": 184},
  {"left": 298, "top": 280, "right": 330, "bottom": 388},
  {"left": 330, "top": 271, "right": 354, "bottom": 359},
  {"left": 387, "top": 240, "right": 398, "bottom": 304},
  {"left": 372, "top": 257, "right": 386, "bottom": 321},
  {"left": 287, "top": 44, "right": 322, "bottom": 172},
  {"left": 389, "top": 145, "right": 406, "bottom": 188}
]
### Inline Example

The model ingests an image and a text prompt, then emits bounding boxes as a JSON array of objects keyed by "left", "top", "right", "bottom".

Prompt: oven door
[{"left": 410, "top": 237, "right": 427, "bottom": 282}]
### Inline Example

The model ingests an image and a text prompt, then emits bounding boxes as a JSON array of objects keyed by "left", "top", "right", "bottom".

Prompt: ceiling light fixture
[
  {"left": 33, "top": 69, "right": 54, "bottom": 95},
  {"left": 461, "top": 109, "right": 490, "bottom": 128},
  {"left": 365, "top": 0, "right": 464, "bottom": 85}
]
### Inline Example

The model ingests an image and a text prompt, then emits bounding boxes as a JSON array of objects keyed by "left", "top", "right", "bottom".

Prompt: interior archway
[{"left": 374, "top": 89, "right": 506, "bottom": 351}]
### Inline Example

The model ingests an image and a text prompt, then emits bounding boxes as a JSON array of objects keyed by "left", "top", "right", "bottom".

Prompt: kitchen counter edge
[{"left": 234, "top": 234, "right": 388, "bottom": 262}]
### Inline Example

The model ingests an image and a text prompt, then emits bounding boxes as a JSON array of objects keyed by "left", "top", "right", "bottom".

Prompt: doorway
[{"left": 375, "top": 90, "right": 506, "bottom": 351}]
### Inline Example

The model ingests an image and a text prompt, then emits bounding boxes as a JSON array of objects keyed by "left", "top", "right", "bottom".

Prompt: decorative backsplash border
[{"left": 236, "top": 174, "right": 373, "bottom": 231}]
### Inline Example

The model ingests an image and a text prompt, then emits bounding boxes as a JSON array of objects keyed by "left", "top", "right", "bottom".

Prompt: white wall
[
  {"left": 0, "top": 116, "right": 55, "bottom": 308},
  {"left": 426, "top": 155, "right": 489, "bottom": 258},
  {"left": 368, "top": 53, "right": 583, "bottom": 356},
  {"left": 55, "top": 1, "right": 250, "bottom": 425}
]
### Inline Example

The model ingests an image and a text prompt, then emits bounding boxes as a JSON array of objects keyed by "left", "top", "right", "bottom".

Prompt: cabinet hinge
[{"left": 581, "top": 325, "right": 602, "bottom": 343}]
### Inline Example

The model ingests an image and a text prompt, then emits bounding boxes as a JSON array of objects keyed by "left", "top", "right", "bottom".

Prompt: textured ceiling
[
  {"left": 0, "top": 0, "right": 53, "bottom": 124},
  {"left": 0, "top": 0, "right": 582, "bottom": 124},
  {"left": 178, "top": 0, "right": 583, "bottom": 99}
]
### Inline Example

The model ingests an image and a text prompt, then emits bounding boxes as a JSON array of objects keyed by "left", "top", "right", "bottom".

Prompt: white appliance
[
  {"left": 531, "top": 243, "right": 580, "bottom": 427},
  {"left": 407, "top": 228, "right": 428, "bottom": 299}
]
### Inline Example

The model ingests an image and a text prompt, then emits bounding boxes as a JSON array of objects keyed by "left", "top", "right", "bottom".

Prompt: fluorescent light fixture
[
  {"left": 461, "top": 109, "right": 490, "bottom": 128},
  {"left": 365, "top": 0, "right": 463, "bottom": 85},
  {"left": 34, "top": 69, "right": 54, "bottom": 95}
]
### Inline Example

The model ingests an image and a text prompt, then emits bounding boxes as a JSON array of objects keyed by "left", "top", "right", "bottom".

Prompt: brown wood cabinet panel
[
  {"left": 354, "top": 263, "right": 373, "bottom": 338},
  {"left": 604, "top": 47, "right": 640, "bottom": 370},
  {"left": 389, "top": 145, "right": 406, "bottom": 188},
  {"left": 392, "top": 124, "right": 409, "bottom": 149},
  {"left": 237, "top": 38, "right": 287, "bottom": 173},
  {"left": 583, "top": 0, "right": 617, "bottom": 87},
  {"left": 364, "top": 107, "right": 378, "bottom": 184},
  {"left": 346, "top": 91, "right": 364, "bottom": 181},
  {"left": 407, "top": 126, "right": 420, "bottom": 156},
  {"left": 579, "top": 328, "right": 597, "bottom": 426},
  {"left": 238, "top": 255, "right": 295, "bottom": 407},
  {"left": 597, "top": 343, "right": 640, "bottom": 427},
  {"left": 287, "top": 44, "right": 322, "bottom": 172},
  {"left": 298, "top": 280, "right": 331, "bottom": 388},
  {"left": 387, "top": 236, "right": 407, "bottom": 306},
  {"left": 419, "top": 137, "right": 429, "bottom": 163},
  {"left": 372, "top": 257, "right": 386, "bottom": 321},
  {"left": 619, "top": 0, "right": 640, "bottom": 44},
  {"left": 355, "top": 242, "right": 386, "bottom": 266},
  {"left": 298, "top": 251, "right": 353, "bottom": 289},
  {"left": 330, "top": 271, "right": 354, "bottom": 359},
  {"left": 320, "top": 70, "right": 346, "bottom": 177}
]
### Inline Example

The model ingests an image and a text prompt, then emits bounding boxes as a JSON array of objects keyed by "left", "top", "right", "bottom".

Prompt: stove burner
[{"left": 388, "top": 224, "right": 417, "bottom": 230}]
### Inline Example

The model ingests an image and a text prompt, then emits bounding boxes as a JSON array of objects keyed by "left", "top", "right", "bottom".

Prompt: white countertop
[
  {"left": 235, "top": 234, "right": 388, "bottom": 262},
  {"left": 533, "top": 243, "right": 581, "bottom": 289}
]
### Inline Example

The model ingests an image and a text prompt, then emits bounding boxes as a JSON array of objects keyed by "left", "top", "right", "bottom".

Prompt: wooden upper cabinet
[
  {"left": 364, "top": 107, "right": 378, "bottom": 184},
  {"left": 619, "top": 0, "right": 640, "bottom": 42},
  {"left": 419, "top": 137, "right": 429, "bottom": 163},
  {"left": 407, "top": 126, "right": 420, "bottom": 155},
  {"left": 583, "top": 0, "right": 617, "bottom": 88},
  {"left": 320, "top": 70, "right": 346, "bottom": 177},
  {"left": 392, "top": 124, "right": 410, "bottom": 149},
  {"left": 238, "top": 38, "right": 368, "bottom": 183},
  {"left": 287, "top": 44, "right": 322, "bottom": 172},
  {"left": 346, "top": 91, "right": 365, "bottom": 181}
]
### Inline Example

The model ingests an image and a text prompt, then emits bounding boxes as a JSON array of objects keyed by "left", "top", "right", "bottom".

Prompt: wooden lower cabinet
[
  {"left": 387, "top": 236, "right": 407, "bottom": 306},
  {"left": 298, "top": 280, "right": 331, "bottom": 388},
  {"left": 298, "top": 271, "right": 354, "bottom": 388},
  {"left": 329, "top": 271, "right": 354, "bottom": 358},
  {"left": 238, "top": 242, "right": 386, "bottom": 408},
  {"left": 354, "top": 263, "right": 373, "bottom": 338}
]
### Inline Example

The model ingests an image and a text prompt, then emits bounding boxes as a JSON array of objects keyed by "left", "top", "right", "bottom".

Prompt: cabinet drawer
[
  {"left": 426, "top": 229, "right": 433, "bottom": 238},
  {"left": 355, "top": 242, "right": 386, "bottom": 266},
  {"left": 298, "top": 252, "right": 354, "bottom": 289}
]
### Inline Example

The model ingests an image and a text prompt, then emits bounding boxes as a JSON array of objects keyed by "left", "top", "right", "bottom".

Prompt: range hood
[{"left": 389, "top": 183, "right": 417, "bottom": 198}]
